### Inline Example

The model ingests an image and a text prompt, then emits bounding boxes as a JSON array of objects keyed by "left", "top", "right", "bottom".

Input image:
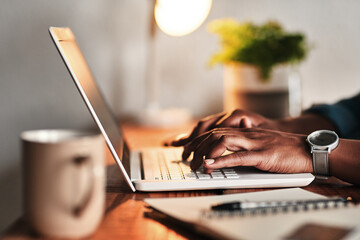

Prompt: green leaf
[{"left": 208, "top": 19, "right": 309, "bottom": 80}]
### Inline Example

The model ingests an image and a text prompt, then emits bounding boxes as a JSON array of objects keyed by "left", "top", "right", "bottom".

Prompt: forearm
[
  {"left": 330, "top": 139, "right": 360, "bottom": 185},
  {"left": 269, "top": 113, "right": 337, "bottom": 135},
  {"left": 271, "top": 119, "right": 360, "bottom": 185}
]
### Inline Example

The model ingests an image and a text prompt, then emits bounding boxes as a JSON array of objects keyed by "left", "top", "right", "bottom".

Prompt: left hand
[
  {"left": 167, "top": 109, "right": 275, "bottom": 147},
  {"left": 183, "top": 128, "right": 313, "bottom": 174}
]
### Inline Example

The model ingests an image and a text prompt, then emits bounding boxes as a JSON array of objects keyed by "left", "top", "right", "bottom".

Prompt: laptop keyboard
[{"left": 142, "top": 148, "right": 241, "bottom": 181}]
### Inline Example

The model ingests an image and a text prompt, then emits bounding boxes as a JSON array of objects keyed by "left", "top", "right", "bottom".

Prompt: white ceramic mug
[{"left": 21, "top": 129, "right": 106, "bottom": 238}]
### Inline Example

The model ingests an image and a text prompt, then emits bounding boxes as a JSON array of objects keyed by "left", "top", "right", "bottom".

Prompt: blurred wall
[{"left": 1, "top": 0, "right": 360, "bottom": 232}]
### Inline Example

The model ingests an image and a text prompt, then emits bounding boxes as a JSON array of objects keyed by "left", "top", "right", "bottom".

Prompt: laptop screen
[{"left": 48, "top": 27, "right": 137, "bottom": 190}]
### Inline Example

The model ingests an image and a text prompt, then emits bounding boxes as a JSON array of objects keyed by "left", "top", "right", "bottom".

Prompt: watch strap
[{"left": 312, "top": 149, "right": 330, "bottom": 179}]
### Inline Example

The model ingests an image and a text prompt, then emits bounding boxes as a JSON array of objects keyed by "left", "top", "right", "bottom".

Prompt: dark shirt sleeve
[{"left": 304, "top": 93, "right": 360, "bottom": 139}]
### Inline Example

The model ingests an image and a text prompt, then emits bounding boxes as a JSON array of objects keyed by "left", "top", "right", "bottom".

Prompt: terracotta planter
[{"left": 223, "top": 63, "right": 301, "bottom": 118}]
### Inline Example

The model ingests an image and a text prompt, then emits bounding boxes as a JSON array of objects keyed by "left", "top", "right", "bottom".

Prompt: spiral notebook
[{"left": 145, "top": 188, "right": 360, "bottom": 240}]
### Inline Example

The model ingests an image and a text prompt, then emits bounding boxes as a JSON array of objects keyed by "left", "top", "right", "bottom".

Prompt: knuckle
[
  {"left": 218, "top": 135, "right": 227, "bottom": 145},
  {"left": 195, "top": 121, "right": 205, "bottom": 131},
  {"left": 216, "top": 153, "right": 243, "bottom": 169},
  {"left": 219, "top": 135, "right": 228, "bottom": 145},
  {"left": 233, "top": 151, "right": 253, "bottom": 166},
  {"left": 220, "top": 158, "right": 236, "bottom": 168},
  {"left": 232, "top": 109, "right": 244, "bottom": 116},
  {"left": 234, "top": 152, "right": 245, "bottom": 163},
  {"left": 197, "top": 119, "right": 207, "bottom": 127},
  {"left": 245, "top": 132, "right": 258, "bottom": 139},
  {"left": 209, "top": 132, "right": 220, "bottom": 141}
]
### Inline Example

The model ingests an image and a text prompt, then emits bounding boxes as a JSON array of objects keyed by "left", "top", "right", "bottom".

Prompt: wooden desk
[{"left": 3, "top": 123, "right": 360, "bottom": 240}]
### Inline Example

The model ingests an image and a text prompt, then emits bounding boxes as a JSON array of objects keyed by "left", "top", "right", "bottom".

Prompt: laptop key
[
  {"left": 197, "top": 173, "right": 211, "bottom": 179},
  {"left": 162, "top": 174, "right": 170, "bottom": 180},
  {"left": 170, "top": 176, "right": 183, "bottom": 180},
  {"left": 225, "top": 174, "right": 240, "bottom": 179},
  {"left": 211, "top": 173, "right": 225, "bottom": 179},
  {"left": 184, "top": 173, "right": 197, "bottom": 179},
  {"left": 169, "top": 172, "right": 182, "bottom": 178}
]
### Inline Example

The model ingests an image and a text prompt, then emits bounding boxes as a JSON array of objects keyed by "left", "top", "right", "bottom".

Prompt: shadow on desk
[
  {"left": 106, "top": 164, "right": 129, "bottom": 191},
  {"left": 303, "top": 177, "right": 360, "bottom": 202},
  {"left": 3, "top": 219, "right": 40, "bottom": 239}
]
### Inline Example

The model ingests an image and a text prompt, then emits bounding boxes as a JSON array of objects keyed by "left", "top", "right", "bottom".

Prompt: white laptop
[{"left": 49, "top": 27, "right": 314, "bottom": 192}]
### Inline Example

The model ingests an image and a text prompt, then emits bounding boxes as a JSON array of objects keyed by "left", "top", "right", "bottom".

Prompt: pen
[{"left": 211, "top": 197, "right": 352, "bottom": 211}]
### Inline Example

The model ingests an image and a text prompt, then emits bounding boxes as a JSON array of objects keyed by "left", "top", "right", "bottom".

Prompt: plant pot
[{"left": 223, "top": 62, "right": 302, "bottom": 119}]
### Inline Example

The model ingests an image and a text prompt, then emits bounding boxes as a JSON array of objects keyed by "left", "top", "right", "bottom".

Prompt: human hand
[
  {"left": 168, "top": 109, "right": 276, "bottom": 147},
  {"left": 183, "top": 128, "right": 313, "bottom": 174}
]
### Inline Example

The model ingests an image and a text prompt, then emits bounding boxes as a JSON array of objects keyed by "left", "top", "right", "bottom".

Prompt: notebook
[
  {"left": 49, "top": 26, "right": 315, "bottom": 192},
  {"left": 145, "top": 188, "right": 360, "bottom": 240}
]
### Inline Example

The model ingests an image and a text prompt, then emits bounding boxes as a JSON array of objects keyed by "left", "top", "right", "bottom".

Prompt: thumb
[{"left": 204, "top": 151, "right": 260, "bottom": 169}]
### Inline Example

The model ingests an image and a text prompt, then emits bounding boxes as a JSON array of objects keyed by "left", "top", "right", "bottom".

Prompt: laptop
[{"left": 49, "top": 27, "right": 315, "bottom": 192}]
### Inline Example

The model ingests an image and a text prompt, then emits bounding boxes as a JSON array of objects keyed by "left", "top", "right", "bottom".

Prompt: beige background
[{"left": 1, "top": 0, "right": 360, "bottom": 232}]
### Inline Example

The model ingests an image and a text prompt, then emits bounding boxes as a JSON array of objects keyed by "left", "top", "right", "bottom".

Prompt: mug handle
[{"left": 72, "top": 155, "right": 95, "bottom": 217}]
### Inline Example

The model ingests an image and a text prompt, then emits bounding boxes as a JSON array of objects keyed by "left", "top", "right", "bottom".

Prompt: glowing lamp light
[
  {"left": 142, "top": 0, "right": 212, "bottom": 126},
  {"left": 154, "top": 0, "right": 212, "bottom": 37}
]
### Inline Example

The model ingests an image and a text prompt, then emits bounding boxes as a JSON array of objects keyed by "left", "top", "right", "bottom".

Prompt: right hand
[
  {"left": 168, "top": 109, "right": 276, "bottom": 147},
  {"left": 182, "top": 127, "right": 312, "bottom": 173}
]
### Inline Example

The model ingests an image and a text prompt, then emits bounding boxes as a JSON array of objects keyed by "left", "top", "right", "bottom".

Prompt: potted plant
[{"left": 208, "top": 19, "right": 309, "bottom": 118}]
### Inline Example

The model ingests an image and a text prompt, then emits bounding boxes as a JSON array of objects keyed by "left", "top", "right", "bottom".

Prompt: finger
[
  {"left": 240, "top": 117, "right": 252, "bottom": 128},
  {"left": 219, "top": 116, "right": 253, "bottom": 129},
  {"left": 182, "top": 127, "right": 235, "bottom": 160},
  {"left": 191, "top": 131, "right": 262, "bottom": 170},
  {"left": 163, "top": 133, "right": 189, "bottom": 146},
  {"left": 216, "top": 110, "right": 246, "bottom": 128},
  {"left": 204, "top": 151, "right": 262, "bottom": 169},
  {"left": 182, "top": 132, "right": 212, "bottom": 160},
  {"left": 190, "top": 136, "right": 225, "bottom": 170},
  {"left": 204, "top": 166, "right": 213, "bottom": 174},
  {"left": 182, "top": 143, "right": 192, "bottom": 161},
  {"left": 169, "top": 133, "right": 192, "bottom": 147},
  {"left": 190, "top": 132, "right": 243, "bottom": 170},
  {"left": 204, "top": 132, "right": 258, "bottom": 156},
  {"left": 169, "top": 137, "right": 190, "bottom": 147},
  {"left": 179, "top": 113, "right": 226, "bottom": 146}
]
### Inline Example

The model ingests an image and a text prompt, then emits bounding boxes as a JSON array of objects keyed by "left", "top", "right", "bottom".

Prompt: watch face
[{"left": 308, "top": 131, "right": 338, "bottom": 146}]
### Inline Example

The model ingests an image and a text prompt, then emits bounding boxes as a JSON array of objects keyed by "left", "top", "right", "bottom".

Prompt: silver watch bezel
[{"left": 307, "top": 130, "right": 339, "bottom": 153}]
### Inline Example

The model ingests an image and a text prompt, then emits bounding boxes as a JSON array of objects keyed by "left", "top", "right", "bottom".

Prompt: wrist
[
  {"left": 307, "top": 130, "right": 339, "bottom": 179},
  {"left": 270, "top": 114, "right": 337, "bottom": 135},
  {"left": 329, "top": 138, "right": 358, "bottom": 183}
]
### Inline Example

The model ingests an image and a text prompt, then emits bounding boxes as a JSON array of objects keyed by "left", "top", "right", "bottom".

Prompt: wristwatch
[{"left": 307, "top": 130, "right": 339, "bottom": 179}]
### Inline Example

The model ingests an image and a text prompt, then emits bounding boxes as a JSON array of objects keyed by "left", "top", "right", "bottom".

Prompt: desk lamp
[{"left": 143, "top": 0, "right": 212, "bottom": 127}]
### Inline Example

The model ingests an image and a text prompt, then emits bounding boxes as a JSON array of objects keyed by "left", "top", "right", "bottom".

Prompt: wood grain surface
[{"left": 3, "top": 122, "right": 360, "bottom": 240}]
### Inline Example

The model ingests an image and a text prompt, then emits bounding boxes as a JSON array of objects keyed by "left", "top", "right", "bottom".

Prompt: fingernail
[{"left": 204, "top": 159, "right": 215, "bottom": 165}]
